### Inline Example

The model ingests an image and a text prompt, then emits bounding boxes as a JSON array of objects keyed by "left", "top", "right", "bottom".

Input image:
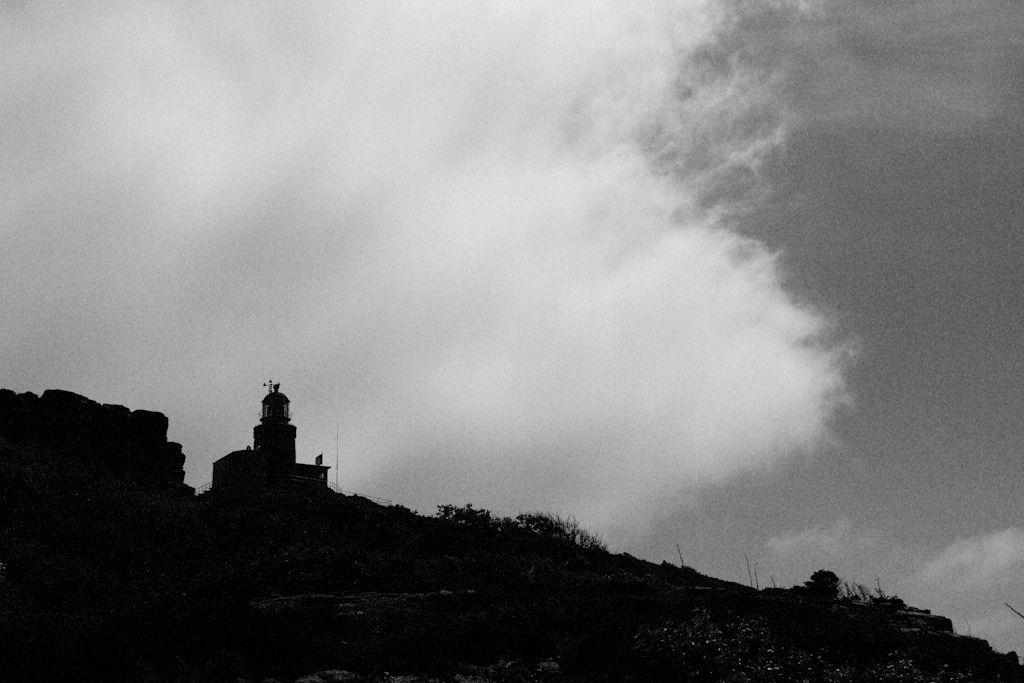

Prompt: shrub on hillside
[
  {"left": 435, "top": 503, "right": 495, "bottom": 530},
  {"left": 804, "top": 569, "right": 841, "bottom": 599},
  {"left": 434, "top": 504, "right": 606, "bottom": 551},
  {"left": 513, "top": 512, "right": 607, "bottom": 551}
]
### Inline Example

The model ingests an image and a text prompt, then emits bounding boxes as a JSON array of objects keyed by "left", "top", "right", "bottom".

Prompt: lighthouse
[{"left": 211, "top": 382, "right": 330, "bottom": 492}]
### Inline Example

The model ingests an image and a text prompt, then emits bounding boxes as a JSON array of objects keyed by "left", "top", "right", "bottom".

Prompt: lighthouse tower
[{"left": 253, "top": 382, "right": 296, "bottom": 473}]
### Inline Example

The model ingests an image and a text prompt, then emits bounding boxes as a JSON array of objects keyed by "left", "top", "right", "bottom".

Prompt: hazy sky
[{"left": 3, "top": 0, "right": 1023, "bottom": 653}]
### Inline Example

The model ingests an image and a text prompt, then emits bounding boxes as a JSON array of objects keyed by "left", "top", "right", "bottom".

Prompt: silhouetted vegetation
[
  {"left": 804, "top": 568, "right": 841, "bottom": 599},
  {"left": 436, "top": 504, "right": 607, "bottom": 552}
]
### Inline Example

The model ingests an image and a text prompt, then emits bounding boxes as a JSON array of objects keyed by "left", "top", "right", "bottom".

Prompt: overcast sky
[{"left": 3, "top": 0, "right": 1023, "bottom": 654}]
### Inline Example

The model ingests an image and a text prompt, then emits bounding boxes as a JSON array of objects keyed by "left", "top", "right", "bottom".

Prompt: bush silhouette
[
  {"left": 804, "top": 569, "right": 841, "bottom": 599},
  {"left": 434, "top": 503, "right": 607, "bottom": 551}
]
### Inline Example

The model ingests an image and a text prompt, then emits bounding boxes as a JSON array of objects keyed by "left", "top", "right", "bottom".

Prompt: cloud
[
  {"left": 966, "top": 610, "right": 1024, "bottom": 647},
  {"left": 767, "top": 519, "right": 874, "bottom": 557},
  {"left": 746, "top": 0, "right": 1024, "bottom": 131},
  {"left": 899, "top": 527, "right": 1024, "bottom": 656},
  {"left": 918, "top": 527, "right": 1024, "bottom": 590},
  {"left": 0, "top": 1, "right": 850, "bottom": 531}
]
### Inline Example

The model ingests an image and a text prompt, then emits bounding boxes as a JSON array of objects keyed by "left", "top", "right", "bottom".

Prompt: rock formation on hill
[{"left": 0, "top": 388, "right": 192, "bottom": 495}]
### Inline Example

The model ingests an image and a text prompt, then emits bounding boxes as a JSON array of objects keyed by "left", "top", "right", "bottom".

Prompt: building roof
[{"left": 262, "top": 390, "right": 289, "bottom": 405}]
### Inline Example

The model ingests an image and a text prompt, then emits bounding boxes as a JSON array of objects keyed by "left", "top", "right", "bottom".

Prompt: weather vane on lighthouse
[{"left": 264, "top": 379, "right": 279, "bottom": 393}]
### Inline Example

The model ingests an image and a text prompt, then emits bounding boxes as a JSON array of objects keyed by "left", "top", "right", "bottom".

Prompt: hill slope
[{"left": 0, "top": 392, "right": 1021, "bottom": 681}]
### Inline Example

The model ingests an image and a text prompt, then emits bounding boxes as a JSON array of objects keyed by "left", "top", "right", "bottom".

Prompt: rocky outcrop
[
  {"left": 251, "top": 590, "right": 479, "bottom": 617},
  {"left": 0, "top": 388, "right": 192, "bottom": 495},
  {"left": 290, "top": 662, "right": 562, "bottom": 683}
]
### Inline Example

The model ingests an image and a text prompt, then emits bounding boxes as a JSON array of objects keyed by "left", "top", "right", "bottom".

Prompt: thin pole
[
  {"left": 335, "top": 421, "right": 339, "bottom": 488},
  {"left": 676, "top": 543, "right": 684, "bottom": 568}
]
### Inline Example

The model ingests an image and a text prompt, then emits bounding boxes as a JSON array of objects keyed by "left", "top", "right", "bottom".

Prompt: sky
[{"left": 2, "top": 0, "right": 1024, "bottom": 655}]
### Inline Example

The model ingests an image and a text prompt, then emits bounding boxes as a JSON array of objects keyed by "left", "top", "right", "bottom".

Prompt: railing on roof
[
  {"left": 327, "top": 482, "right": 392, "bottom": 505},
  {"left": 192, "top": 480, "right": 390, "bottom": 505}
]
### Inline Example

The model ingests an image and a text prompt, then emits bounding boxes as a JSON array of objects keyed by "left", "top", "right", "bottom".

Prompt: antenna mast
[{"left": 335, "top": 421, "right": 340, "bottom": 488}]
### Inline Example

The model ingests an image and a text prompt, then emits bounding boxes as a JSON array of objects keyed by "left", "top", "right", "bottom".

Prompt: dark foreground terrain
[{"left": 1, "top": 389, "right": 1021, "bottom": 681}]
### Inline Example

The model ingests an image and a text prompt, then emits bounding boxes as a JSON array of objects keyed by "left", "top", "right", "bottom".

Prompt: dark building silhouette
[{"left": 211, "top": 383, "right": 329, "bottom": 492}]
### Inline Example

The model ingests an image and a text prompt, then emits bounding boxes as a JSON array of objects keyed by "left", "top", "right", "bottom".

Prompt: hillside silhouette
[{"left": 0, "top": 389, "right": 1021, "bottom": 681}]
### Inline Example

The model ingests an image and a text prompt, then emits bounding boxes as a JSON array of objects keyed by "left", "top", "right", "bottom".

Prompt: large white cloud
[{"left": 0, "top": 1, "right": 849, "bottom": 530}]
